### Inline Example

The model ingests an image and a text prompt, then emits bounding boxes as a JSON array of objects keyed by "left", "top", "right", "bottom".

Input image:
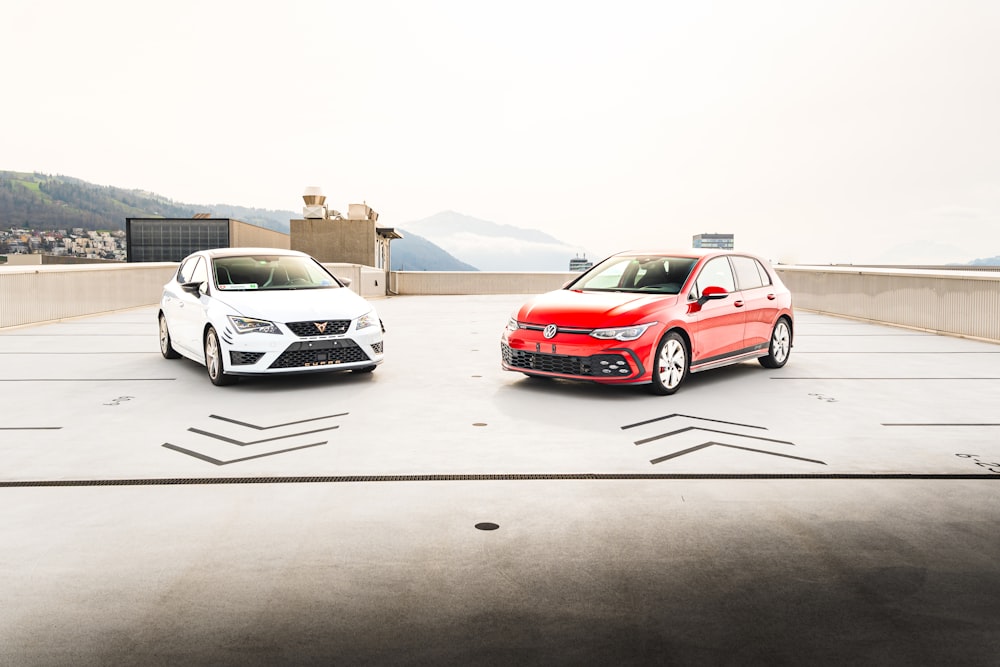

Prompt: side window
[
  {"left": 176, "top": 256, "right": 198, "bottom": 283},
  {"left": 754, "top": 259, "right": 773, "bottom": 286},
  {"left": 694, "top": 257, "right": 737, "bottom": 296},
  {"left": 188, "top": 257, "right": 208, "bottom": 286},
  {"left": 731, "top": 256, "right": 764, "bottom": 290}
]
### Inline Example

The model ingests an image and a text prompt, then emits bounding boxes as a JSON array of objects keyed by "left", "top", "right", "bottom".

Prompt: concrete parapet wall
[
  {"left": 323, "top": 263, "right": 386, "bottom": 299},
  {"left": 0, "top": 261, "right": 387, "bottom": 329},
  {"left": 392, "top": 271, "right": 575, "bottom": 295},
  {"left": 775, "top": 266, "right": 1000, "bottom": 343},
  {"left": 5, "top": 263, "right": 998, "bottom": 343},
  {"left": 0, "top": 263, "right": 178, "bottom": 329}
]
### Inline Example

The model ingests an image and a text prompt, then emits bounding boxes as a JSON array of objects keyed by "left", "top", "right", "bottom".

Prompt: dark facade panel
[{"left": 126, "top": 219, "right": 230, "bottom": 262}]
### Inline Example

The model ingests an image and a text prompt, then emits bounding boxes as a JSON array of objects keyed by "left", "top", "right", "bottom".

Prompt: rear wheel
[
  {"left": 205, "top": 326, "right": 236, "bottom": 386},
  {"left": 759, "top": 318, "right": 792, "bottom": 369},
  {"left": 158, "top": 313, "right": 181, "bottom": 359},
  {"left": 649, "top": 331, "right": 688, "bottom": 395}
]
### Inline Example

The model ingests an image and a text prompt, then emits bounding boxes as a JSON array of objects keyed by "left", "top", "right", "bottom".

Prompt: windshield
[
  {"left": 212, "top": 255, "right": 340, "bottom": 291},
  {"left": 568, "top": 255, "right": 697, "bottom": 294}
]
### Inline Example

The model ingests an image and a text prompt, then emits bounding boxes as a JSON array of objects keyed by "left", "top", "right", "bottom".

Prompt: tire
[
  {"left": 205, "top": 326, "right": 237, "bottom": 386},
  {"left": 159, "top": 313, "right": 181, "bottom": 359},
  {"left": 649, "top": 331, "right": 688, "bottom": 395},
  {"left": 759, "top": 318, "right": 792, "bottom": 369}
]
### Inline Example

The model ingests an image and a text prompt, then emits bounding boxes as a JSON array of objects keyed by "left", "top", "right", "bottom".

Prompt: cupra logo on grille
[
  {"left": 543, "top": 324, "right": 558, "bottom": 339},
  {"left": 314, "top": 322, "right": 328, "bottom": 334}
]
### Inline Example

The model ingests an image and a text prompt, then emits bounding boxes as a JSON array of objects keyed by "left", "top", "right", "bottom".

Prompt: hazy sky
[{"left": 4, "top": 1, "right": 999, "bottom": 264}]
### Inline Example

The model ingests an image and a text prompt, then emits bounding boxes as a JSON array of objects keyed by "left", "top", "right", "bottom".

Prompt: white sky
[{"left": 4, "top": 0, "right": 999, "bottom": 264}]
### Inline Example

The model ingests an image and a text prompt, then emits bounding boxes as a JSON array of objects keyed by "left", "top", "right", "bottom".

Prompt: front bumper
[
  {"left": 219, "top": 321, "right": 384, "bottom": 375},
  {"left": 500, "top": 330, "right": 651, "bottom": 383}
]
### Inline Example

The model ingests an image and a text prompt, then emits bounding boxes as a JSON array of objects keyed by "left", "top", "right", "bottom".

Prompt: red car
[{"left": 501, "top": 250, "right": 793, "bottom": 394}]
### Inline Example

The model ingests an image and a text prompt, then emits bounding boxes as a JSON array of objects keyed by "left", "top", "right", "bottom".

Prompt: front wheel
[
  {"left": 759, "top": 318, "right": 792, "bottom": 369},
  {"left": 205, "top": 326, "right": 236, "bottom": 386},
  {"left": 649, "top": 331, "right": 688, "bottom": 395},
  {"left": 159, "top": 313, "right": 181, "bottom": 359}
]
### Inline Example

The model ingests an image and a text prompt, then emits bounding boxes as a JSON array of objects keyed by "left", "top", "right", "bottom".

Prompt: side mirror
[
  {"left": 696, "top": 285, "right": 729, "bottom": 306},
  {"left": 338, "top": 277, "right": 353, "bottom": 287},
  {"left": 181, "top": 281, "right": 204, "bottom": 295}
]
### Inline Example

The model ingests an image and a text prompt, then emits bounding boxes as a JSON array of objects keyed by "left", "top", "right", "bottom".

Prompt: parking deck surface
[{"left": 2, "top": 295, "right": 999, "bottom": 665}]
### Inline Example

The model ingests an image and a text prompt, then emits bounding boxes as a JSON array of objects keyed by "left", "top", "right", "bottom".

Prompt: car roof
[
  {"left": 610, "top": 249, "right": 769, "bottom": 261},
  {"left": 610, "top": 249, "right": 721, "bottom": 259},
  {"left": 192, "top": 247, "right": 310, "bottom": 259}
]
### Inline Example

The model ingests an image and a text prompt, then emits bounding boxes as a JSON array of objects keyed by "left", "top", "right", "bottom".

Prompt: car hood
[
  {"left": 517, "top": 289, "right": 678, "bottom": 327},
  {"left": 210, "top": 288, "right": 374, "bottom": 322}
]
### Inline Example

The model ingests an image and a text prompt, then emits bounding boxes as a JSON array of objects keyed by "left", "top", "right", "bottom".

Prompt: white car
[{"left": 158, "top": 248, "right": 384, "bottom": 385}]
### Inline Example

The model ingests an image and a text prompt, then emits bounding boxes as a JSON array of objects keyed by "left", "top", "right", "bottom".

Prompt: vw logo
[{"left": 543, "top": 324, "right": 558, "bottom": 339}]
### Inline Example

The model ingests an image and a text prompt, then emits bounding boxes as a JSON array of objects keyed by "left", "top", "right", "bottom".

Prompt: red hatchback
[{"left": 501, "top": 250, "right": 793, "bottom": 394}]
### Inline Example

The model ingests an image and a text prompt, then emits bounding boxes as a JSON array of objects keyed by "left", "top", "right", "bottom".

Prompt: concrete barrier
[
  {"left": 775, "top": 265, "right": 1000, "bottom": 343},
  {"left": 4, "top": 262, "right": 999, "bottom": 344}
]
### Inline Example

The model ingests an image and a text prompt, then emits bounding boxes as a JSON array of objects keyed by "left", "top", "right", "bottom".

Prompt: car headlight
[
  {"left": 227, "top": 315, "right": 281, "bottom": 335},
  {"left": 356, "top": 311, "right": 378, "bottom": 330},
  {"left": 506, "top": 315, "right": 521, "bottom": 332},
  {"left": 589, "top": 323, "right": 656, "bottom": 341}
]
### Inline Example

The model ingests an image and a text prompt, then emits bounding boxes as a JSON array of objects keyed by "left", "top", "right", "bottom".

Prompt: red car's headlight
[{"left": 589, "top": 323, "right": 656, "bottom": 342}]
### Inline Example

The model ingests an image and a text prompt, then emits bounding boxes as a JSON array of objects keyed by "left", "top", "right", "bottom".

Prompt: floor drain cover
[{"left": 475, "top": 522, "right": 500, "bottom": 531}]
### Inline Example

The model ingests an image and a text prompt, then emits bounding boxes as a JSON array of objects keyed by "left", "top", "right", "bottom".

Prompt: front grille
[
  {"left": 230, "top": 351, "right": 265, "bottom": 366},
  {"left": 286, "top": 320, "right": 351, "bottom": 337},
  {"left": 502, "top": 343, "right": 633, "bottom": 378},
  {"left": 372, "top": 341, "right": 383, "bottom": 354},
  {"left": 270, "top": 339, "right": 370, "bottom": 369}
]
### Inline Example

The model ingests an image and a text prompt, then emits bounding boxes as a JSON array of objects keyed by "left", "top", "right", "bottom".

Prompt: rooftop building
[{"left": 693, "top": 233, "right": 735, "bottom": 249}]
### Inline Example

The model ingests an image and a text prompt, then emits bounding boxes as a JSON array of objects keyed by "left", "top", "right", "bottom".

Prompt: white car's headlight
[
  {"left": 227, "top": 316, "right": 281, "bottom": 335},
  {"left": 589, "top": 323, "right": 656, "bottom": 341},
  {"left": 356, "top": 311, "right": 379, "bottom": 330}
]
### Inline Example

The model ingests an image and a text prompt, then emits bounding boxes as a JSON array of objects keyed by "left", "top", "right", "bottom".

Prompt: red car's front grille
[{"left": 502, "top": 343, "right": 632, "bottom": 378}]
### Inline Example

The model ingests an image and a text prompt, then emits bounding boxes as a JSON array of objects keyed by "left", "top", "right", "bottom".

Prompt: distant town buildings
[
  {"left": 0, "top": 228, "right": 127, "bottom": 262},
  {"left": 693, "top": 233, "right": 734, "bottom": 250}
]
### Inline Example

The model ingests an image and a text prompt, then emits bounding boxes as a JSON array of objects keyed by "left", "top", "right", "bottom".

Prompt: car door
[
  {"left": 730, "top": 255, "right": 779, "bottom": 351},
  {"left": 688, "top": 256, "right": 745, "bottom": 363},
  {"left": 168, "top": 256, "right": 210, "bottom": 355}
]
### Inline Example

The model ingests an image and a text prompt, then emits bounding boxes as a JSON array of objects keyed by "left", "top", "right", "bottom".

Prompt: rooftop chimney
[
  {"left": 302, "top": 186, "right": 326, "bottom": 206},
  {"left": 302, "top": 186, "right": 328, "bottom": 219}
]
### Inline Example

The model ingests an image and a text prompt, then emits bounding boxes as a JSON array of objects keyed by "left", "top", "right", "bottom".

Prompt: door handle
[
  {"left": 734, "top": 300, "right": 744, "bottom": 308},
  {"left": 767, "top": 293, "right": 776, "bottom": 300}
]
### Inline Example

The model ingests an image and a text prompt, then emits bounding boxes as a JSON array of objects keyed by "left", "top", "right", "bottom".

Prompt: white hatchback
[{"left": 158, "top": 247, "right": 384, "bottom": 385}]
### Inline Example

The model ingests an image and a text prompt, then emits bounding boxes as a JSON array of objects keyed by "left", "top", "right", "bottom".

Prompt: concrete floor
[{"left": 1, "top": 295, "right": 999, "bottom": 665}]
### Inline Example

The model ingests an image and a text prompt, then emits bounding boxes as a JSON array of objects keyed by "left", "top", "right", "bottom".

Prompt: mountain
[
  {"left": 0, "top": 171, "right": 294, "bottom": 233},
  {"left": 1, "top": 171, "right": 584, "bottom": 270},
  {"left": 391, "top": 230, "right": 477, "bottom": 271},
  {"left": 399, "top": 210, "right": 585, "bottom": 271}
]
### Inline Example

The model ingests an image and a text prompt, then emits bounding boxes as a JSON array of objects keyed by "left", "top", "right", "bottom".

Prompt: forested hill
[{"left": 0, "top": 171, "right": 294, "bottom": 233}]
